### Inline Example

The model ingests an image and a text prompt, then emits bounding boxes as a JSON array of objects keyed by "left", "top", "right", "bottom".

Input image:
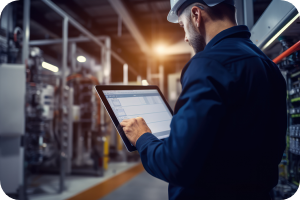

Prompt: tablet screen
[{"left": 103, "top": 89, "right": 172, "bottom": 139}]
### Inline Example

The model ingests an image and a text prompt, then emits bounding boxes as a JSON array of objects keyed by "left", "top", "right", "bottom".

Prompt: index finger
[{"left": 120, "top": 121, "right": 128, "bottom": 127}]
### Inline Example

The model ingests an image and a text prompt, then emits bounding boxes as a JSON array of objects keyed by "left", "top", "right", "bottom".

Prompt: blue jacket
[{"left": 136, "top": 25, "right": 287, "bottom": 200}]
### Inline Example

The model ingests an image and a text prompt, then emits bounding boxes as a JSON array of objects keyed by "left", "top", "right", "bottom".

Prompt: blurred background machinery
[
  {"left": 0, "top": 0, "right": 300, "bottom": 200},
  {"left": 251, "top": 1, "right": 300, "bottom": 198},
  {"left": 0, "top": 1, "right": 26, "bottom": 198},
  {"left": 0, "top": 1, "right": 140, "bottom": 199}
]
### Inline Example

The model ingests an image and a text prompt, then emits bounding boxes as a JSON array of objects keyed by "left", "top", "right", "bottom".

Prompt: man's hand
[{"left": 120, "top": 117, "right": 151, "bottom": 146}]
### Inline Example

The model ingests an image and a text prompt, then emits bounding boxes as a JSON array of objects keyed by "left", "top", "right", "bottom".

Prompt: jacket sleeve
[{"left": 136, "top": 57, "right": 236, "bottom": 187}]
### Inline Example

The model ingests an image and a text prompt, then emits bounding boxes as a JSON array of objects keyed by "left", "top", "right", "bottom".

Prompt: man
[{"left": 120, "top": 0, "right": 287, "bottom": 199}]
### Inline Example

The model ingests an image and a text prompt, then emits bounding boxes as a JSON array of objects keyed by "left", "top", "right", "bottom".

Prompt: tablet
[{"left": 95, "top": 85, "right": 173, "bottom": 152}]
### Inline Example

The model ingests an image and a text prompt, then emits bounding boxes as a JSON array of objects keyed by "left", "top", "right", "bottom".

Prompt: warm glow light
[
  {"left": 77, "top": 56, "right": 87, "bottom": 63},
  {"left": 155, "top": 45, "right": 166, "bottom": 54},
  {"left": 104, "top": 69, "right": 110, "bottom": 76},
  {"left": 262, "top": 13, "right": 300, "bottom": 50},
  {"left": 42, "top": 62, "right": 59, "bottom": 72},
  {"left": 142, "top": 80, "right": 149, "bottom": 86}
]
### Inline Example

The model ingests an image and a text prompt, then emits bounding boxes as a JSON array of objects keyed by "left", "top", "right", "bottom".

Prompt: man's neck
[{"left": 204, "top": 21, "right": 237, "bottom": 45}]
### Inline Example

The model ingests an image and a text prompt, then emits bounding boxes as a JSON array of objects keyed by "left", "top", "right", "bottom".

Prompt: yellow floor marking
[{"left": 66, "top": 163, "right": 145, "bottom": 200}]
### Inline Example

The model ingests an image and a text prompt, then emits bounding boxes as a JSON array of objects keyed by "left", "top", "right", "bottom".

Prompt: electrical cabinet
[
  {"left": 0, "top": 64, "right": 25, "bottom": 195},
  {"left": 0, "top": 64, "right": 25, "bottom": 136}
]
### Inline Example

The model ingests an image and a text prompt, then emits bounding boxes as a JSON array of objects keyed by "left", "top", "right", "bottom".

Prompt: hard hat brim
[
  {"left": 167, "top": 0, "right": 235, "bottom": 23},
  {"left": 167, "top": 10, "right": 179, "bottom": 23}
]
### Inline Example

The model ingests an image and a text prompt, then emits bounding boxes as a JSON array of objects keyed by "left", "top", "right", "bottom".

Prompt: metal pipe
[
  {"left": 59, "top": 17, "right": 68, "bottom": 193},
  {"left": 108, "top": 0, "right": 150, "bottom": 53},
  {"left": 22, "top": 0, "right": 30, "bottom": 64},
  {"left": 70, "top": 43, "right": 76, "bottom": 73},
  {"left": 123, "top": 64, "right": 128, "bottom": 85},
  {"left": 118, "top": 16, "right": 122, "bottom": 37},
  {"left": 29, "top": 36, "right": 110, "bottom": 46},
  {"left": 62, "top": 17, "right": 68, "bottom": 96},
  {"left": 41, "top": 0, "right": 131, "bottom": 68},
  {"left": 147, "top": 58, "right": 152, "bottom": 83},
  {"left": 159, "top": 65, "right": 164, "bottom": 94},
  {"left": 235, "top": 0, "right": 244, "bottom": 26},
  {"left": 20, "top": 1, "right": 30, "bottom": 199},
  {"left": 243, "top": 0, "right": 254, "bottom": 30},
  {"left": 67, "top": 88, "right": 74, "bottom": 174},
  {"left": 137, "top": 75, "right": 141, "bottom": 84},
  {"left": 273, "top": 40, "right": 300, "bottom": 64},
  {"left": 59, "top": 153, "right": 66, "bottom": 193},
  {"left": 102, "top": 38, "right": 112, "bottom": 84}
]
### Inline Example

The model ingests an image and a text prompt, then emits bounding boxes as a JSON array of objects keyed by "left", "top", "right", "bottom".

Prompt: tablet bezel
[{"left": 94, "top": 85, "right": 174, "bottom": 152}]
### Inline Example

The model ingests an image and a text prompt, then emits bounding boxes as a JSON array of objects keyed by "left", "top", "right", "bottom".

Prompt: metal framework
[
  {"left": 29, "top": 36, "right": 110, "bottom": 46},
  {"left": 108, "top": 0, "right": 151, "bottom": 54},
  {"left": 235, "top": 0, "right": 254, "bottom": 30},
  {"left": 22, "top": 0, "right": 30, "bottom": 64},
  {"left": 273, "top": 40, "right": 300, "bottom": 64},
  {"left": 21, "top": 0, "right": 140, "bottom": 193},
  {"left": 39, "top": 0, "right": 139, "bottom": 77},
  {"left": 250, "top": 0, "right": 298, "bottom": 49}
]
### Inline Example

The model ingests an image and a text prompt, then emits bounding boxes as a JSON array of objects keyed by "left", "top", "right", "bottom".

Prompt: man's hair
[{"left": 183, "top": 2, "right": 236, "bottom": 22}]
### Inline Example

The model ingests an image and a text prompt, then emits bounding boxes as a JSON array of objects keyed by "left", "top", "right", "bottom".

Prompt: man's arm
[{"left": 123, "top": 58, "right": 235, "bottom": 187}]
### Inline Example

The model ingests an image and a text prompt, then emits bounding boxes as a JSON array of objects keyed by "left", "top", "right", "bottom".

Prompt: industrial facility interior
[{"left": 0, "top": 0, "right": 299, "bottom": 199}]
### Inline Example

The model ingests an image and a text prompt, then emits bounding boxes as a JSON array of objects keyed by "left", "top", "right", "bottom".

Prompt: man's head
[{"left": 168, "top": 0, "right": 237, "bottom": 53}]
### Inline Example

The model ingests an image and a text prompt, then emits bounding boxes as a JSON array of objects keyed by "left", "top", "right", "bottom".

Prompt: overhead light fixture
[
  {"left": 42, "top": 62, "right": 59, "bottom": 72},
  {"left": 262, "top": 13, "right": 300, "bottom": 51},
  {"left": 142, "top": 80, "right": 149, "bottom": 86},
  {"left": 155, "top": 45, "right": 166, "bottom": 55},
  {"left": 77, "top": 56, "right": 86, "bottom": 63},
  {"left": 104, "top": 69, "right": 110, "bottom": 76}
]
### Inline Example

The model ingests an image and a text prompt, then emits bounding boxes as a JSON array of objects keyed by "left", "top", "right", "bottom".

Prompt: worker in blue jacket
[{"left": 121, "top": 0, "right": 287, "bottom": 199}]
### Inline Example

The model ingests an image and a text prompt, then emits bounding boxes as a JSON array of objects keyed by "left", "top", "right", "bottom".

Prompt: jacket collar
[
  {"left": 204, "top": 25, "right": 251, "bottom": 50},
  {"left": 180, "top": 25, "right": 251, "bottom": 83}
]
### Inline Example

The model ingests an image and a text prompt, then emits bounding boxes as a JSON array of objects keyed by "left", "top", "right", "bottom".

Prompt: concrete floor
[
  {"left": 100, "top": 172, "right": 169, "bottom": 200},
  {"left": 28, "top": 162, "right": 140, "bottom": 200}
]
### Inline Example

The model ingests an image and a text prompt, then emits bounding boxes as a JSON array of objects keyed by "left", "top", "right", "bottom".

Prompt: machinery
[
  {"left": 275, "top": 38, "right": 300, "bottom": 199},
  {"left": 249, "top": 0, "right": 300, "bottom": 198},
  {"left": 0, "top": 0, "right": 22, "bottom": 65},
  {"left": 0, "top": 1, "right": 112, "bottom": 198},
  {"left": 23, "top": 47, "right": 110, "bottom": 175},
  {"left": 0, "top": 64, "right": 25, "bottom": 198},
  {"left": 0, "top": 2, "right": 25, "bottom": 198},
  {"left": 168, "top": 72, "right": 182, "bottom": 110}
]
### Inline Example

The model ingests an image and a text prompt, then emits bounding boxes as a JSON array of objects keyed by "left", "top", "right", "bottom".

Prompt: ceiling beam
[
  {"left": 50, "top": 0, "right": 143, "bottom": 55},
  {"left": 30, "top": 8, "right": 100, "bottom": 60},
  {"left": 124, "top": 0, "right": 169, "bottom": 3},
  {"left": 108, "top": 0, "right": 151, "bottom": 54},
  {"left": 34, "top": 0, "right": 144, "bottom": 77}
]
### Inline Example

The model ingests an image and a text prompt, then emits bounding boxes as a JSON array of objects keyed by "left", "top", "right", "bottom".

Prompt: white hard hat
[{"left": 167, "top": 0, "right": 235, "bottom": 23}]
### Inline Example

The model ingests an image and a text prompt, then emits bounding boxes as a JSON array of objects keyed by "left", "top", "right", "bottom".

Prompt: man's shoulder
[
  {"left": 192, "top": 38, "right": 270, "bottom": 66},
  {"left": 181, "top": 38, "right": 277, "bottom": 85},
  {"left": 180, "top": 53, "right": 236, "bottom": 87}
]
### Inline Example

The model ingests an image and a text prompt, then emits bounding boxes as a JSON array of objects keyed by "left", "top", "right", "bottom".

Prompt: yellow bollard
[
  {"left": 103, "top": 136, "right": 110, "bottom": 170},
  {"left": 117, "top": 133, "right": 123, "bottom": 151}
]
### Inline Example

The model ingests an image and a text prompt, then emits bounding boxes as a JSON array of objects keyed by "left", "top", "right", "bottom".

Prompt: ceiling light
[
  {"left": 104, "top": 69, "right": 110, "bottom": 76},
  {"left": 142, "top": 80, "right": 149, "bottom": 86},
  {"left": 42, "top": 62, "right": 59, "bottom": 72},
  {"left": 155, "top": 45, "right": 166, "bottom": 55},
  {"left": 262, "top": 13, "right": 300, "bottom": 51},
  {"left": 77, "top": 56, "right": 86, "bottom": 63}
]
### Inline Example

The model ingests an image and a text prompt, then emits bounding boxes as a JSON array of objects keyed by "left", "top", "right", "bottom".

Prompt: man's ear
[{"left": 191, "top": 6, "right": 201, "bottom": 28}]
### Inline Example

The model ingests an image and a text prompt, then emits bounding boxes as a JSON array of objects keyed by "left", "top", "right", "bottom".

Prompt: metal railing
[{"left": 273, "top": 40, "right": 300, "bottom": 64}]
